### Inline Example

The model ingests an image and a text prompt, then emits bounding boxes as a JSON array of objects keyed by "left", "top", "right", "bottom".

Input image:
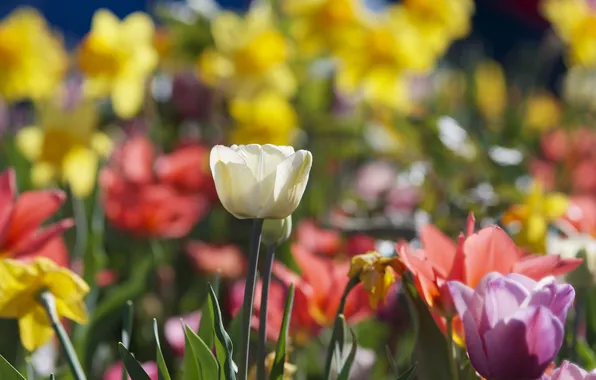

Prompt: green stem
[
  {"left": 256, "top": 244, "right": 276, "bottom": 380},
  {"left": 239, "top": 219, "right": 264, "bottom": 380},
  {"left": 37, "top": 291, "right": 87, "bottom": 380},
  {"left": 446, "top": 317, "right": 459, "bottom": 380},
  {"left": 72, "top": 196, "right": 88, "bottom": 260},
  {"left": 323, "top": 276, "right": 360, "bottom": 379}
]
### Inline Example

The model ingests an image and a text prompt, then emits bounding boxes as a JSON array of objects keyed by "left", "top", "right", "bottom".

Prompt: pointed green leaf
[
  {"left": 152, "top": 319, "right": 172, "bottom": 380},
  {"left": 228, "top": 305, "right": 244, "bottom": 364},
  {"left": 198, "top": 299, "right": 214, "bottom": 349},
  {"left": 207, "top": 285, "right": 236, "bottom": 380},
  {"left": 122, "top": 301, "right": 134, "bottom": 380},
  {"left": 0, "top": 355, "right": 25, "bottom": 380},
  {"left": 183, "top": 321, "right": 201, "bottom": 380},
  {"left": 396, "top": 364, "right": 417, "bottom": 380},
  {"left": 118, "top": 343, "right": 151, "bottom": 380},
  {"left": 333, "top": 315, "right": 347, "bottom": 374},
  {"left": 336, "top": 328, "right": 358, "bottom": 380},
  {"left": 184, "top": 325, "right": 219, "bottom": 380},
  {"left": 270, "top": 284, "right": 295, "bottom": 380}
]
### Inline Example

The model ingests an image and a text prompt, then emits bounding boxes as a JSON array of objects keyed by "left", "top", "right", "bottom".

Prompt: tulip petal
[
  {"left": 0, "top": 169, "right": 16, "bottom": 245},
  {"left": 448, "top": 281, "right": 490, "bottom": 378},
  {"left": 550, "top": 361, "right": 589, "bottom": 380},
  {"left": 9, "top": 219, "right": 74, "bottom": 257},
  {"left": 523, "top": 277, "right": 574, "bottom": 324},
  {"left": 420, "top": 224, "right": 457, "bottom": 278},
  {"left": 260, "top": 150, "right": 312, "bottom": 219},
  {"left": 504, "top": 273, "right": 538, "bottom": 291},
  {"left": 481, "top": 275, "right": 529, "bottom": 327},
  {"left": 19, "top": 308, "right": 55, "bottom": 352},
  {"left": 513, "top": 254, "right": 583, "bottom": 280},
  {"left": 483, "top": 306, "right": 564, "bottom": 380},
  {"left": 464, "top": 227, "right": 522, "bottom": 288}
]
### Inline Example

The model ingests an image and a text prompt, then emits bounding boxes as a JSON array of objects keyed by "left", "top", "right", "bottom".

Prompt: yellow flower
[
  {"left": 197, "top": 7, "right": 295, "bottom": 98},
  {"left": 403, "top": 0, "right": 474, "bottom": 42},
  {"left": 0, "top": 8, "right": 67, "bottom": 102},
  {"left": 348, "top": 251, "right": 404, "bottom": 308},
  {"left": 524, "top": 91, "right": 561, "bottom": 131},
  {"left": 15, "top": 93, "right": 113, "bottom": 198},
  {"left": 542, "top": 0, "right": 596, "bottom": 67},
  {"left": 283, "top": 0, "right": 363, "bottom": 57},
  {"left": 474, "top": 60, "right": 507, "bottom": 121},
  {"left": 0, "top": 257, "right": 89, "bottom": 351},
  {"left": 230, "top": 91, "right": 298, "bottom": 145},
  {"left": 502, "top": 181, "right": 569, "bottom": 254},
  {"left": 77, "top": 9, "right": 158, "bottom": 119},
  {"left": 248, "top": 351, "right": 297, "bottom": 380}
]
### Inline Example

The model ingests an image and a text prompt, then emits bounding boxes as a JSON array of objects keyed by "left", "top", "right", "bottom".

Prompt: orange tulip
[
  {"left": 0, "top": 169, "right": 72, "bottom": 266},
  {"left": 397, "top": 212, "right": 582, "bottom": 344}
]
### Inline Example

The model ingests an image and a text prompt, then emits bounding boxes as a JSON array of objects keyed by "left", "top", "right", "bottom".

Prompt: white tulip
[{"left": 210, "top": 144, "right": 312, "bottom": 219}]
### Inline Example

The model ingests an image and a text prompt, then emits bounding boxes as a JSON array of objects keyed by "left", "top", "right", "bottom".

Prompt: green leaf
[
  {"left": 49, "top": 375, "right": 56, "bottom": 380},
  {"left": 152, "top": 319, "right": 172, "bottom": 380},
  {"left": 207, "top": 285, "right": 236, "bottom": 380},
  {"left": 333, "top": 315, "right": 348, "bottom": 375},
  {"left": 184, "top": 324, "right": 219, "bottom": 380},
  {"left": 197, "top": 277, "right": 222, "bottom": 352},
  {"left": 402, "top": 276, "right": 451, "bottom": 380},
  {"left": 118, "top": 343, "right": 151, "bottom": 380},
  {"left": 0, "top": 355, "right": 25, "bottom": 380},
  {"left": 183, "top": 322, "right": 201, "bottom": 380},
  {"left": 121, "top": 301, "right": 134, "bottom": 380},
  {"left": 336, "top": 328, "right": 358, "bottom": 380},
  {"left": 270, "top": 284, "right": 295, "bottom": 380},
  {"left": 396, "top": 364, "right": 417, "bottom": 380},
  {"left": 228, "top": 305, "right": 243, "bottom": 364}
]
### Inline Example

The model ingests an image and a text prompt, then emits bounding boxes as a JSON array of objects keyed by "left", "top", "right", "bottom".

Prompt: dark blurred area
[{"left": 0, "top": 0, "right": 566, "bottom": 91}]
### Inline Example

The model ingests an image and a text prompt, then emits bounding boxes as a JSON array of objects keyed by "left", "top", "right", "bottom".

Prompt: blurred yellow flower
[
  {"left": 248, "top": 351, "right": 297, "bottom": 380},
  {"left": 524, "top": 91, "right": 561, "bottom": 131},
  {"left": 0, "top": 257, "right": 89, "bottom": 351},
  {"left": 542, "top": 0, "right": 596, "bottom": 67},
  {"left": 15, "top": 94, "right": 113, "bottom": 198},
  {"left": 502, "top": 181, "right": 569, "bottom": 254},
  {"left": 348, "top": 251, "right": 404, "bottom": 308},
  {"left": 77, "top": 9, "right": 158, "bottom": 119},
  {"left": 403, "top": 0, "right": 474, "bottom": 42},
  {"left": 283, "top": 0, "right": 363, "bottom": 57},
  {"left": 197, "top": 7, "right": 295, "bottom": 98},
  {"left": 474, "top": 60, "right": 507, "bottom": 120},
  {"left": 0, "top": 8, "right": 67, "bottom": 102},
  {"left": 229, "top": 91, "right": 298, "bottom": 145}
]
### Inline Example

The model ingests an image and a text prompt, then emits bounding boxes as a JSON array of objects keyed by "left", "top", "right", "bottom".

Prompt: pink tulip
[
  {"left": 103, "top": 361, "right": 158, "bottom": 380},
  {"left": 164, "top": 311, "right": 202, "bottom": 356},
  {"left": 449, "top": 272, "right": 574, "bottom": 380},
  {"left": 546, "top": 361, "right": 596, "bottom": 379}
]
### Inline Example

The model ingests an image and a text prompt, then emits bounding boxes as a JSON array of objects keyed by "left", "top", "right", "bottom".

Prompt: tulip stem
[
  {"left": 239, "top": 219, "right": 264, "bottom": 380},
  {"left": 72, "top": 195, "right": 88, "bottom": 260},
  {"left": 256, "top": 243, "right": 276, "bottom": 380},
  {"left": 446, "top": 317, "right": 459, "bottom": 380},
  {"left": 38, "top": 290, "right": 87, "bottom": 380}
]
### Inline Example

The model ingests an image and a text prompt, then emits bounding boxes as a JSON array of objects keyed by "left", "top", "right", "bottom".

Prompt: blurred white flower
[
  {"left": 210, "top": 144, "right": 312, "bottom": 219},
  {"left": 437, "top": 116, "right": 476, "bottom": 160}
]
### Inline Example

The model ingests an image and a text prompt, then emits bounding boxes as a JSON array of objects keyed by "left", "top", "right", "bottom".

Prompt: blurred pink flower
[
  {"left": 546, "top": 361, "right": 596, "bottom": 379},
  {"left": 103, "top": 361, "right": 158, "bottom": 380},
  {"left": 185, "top": 241, "right": 247, "bottom": 279},
  {"left": 449, "top": 273, "right": 574, "bottom": 380},
  {"left": 295, "top": 220, "right": 341, "bottom": 256},
  {"left": 346, "top": 234, "right": 376, "bottom": 257},
  {"left": 354, "top": 161, "right": 396, "bottom": 201},
  {"left": 165, "top": 311, "right": 202, "bottom": 357}
]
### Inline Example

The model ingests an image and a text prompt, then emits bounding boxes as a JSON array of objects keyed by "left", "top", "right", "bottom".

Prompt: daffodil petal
[
  {"left": 544, "top": 194, "right": 570, "bottom": 220},
  {"left": 527, "top": 214, "right": 548, "bottom": 246},
  {"left": 111, "top": 76, "right": 145, "bottom": 119},
  {"left": 55, "top": 299, "right": 88, "bottom": 325},
  {"left": 31, "top": 162, "right": 58, "bottom": 190},
  {"left": 15, "top": 125, "right": 44, "bottom": 161},
  {"left": 91, "top": 9, "right": 120, "bottom": 41},
  {"left": 62, "top": 146, "right": 98, "bottom": 198},
  {"left": 19, "top": 307, "right": 54, "bottom": 352},
  {"left": 91, "top": 131, "right": 114, "bottom": 158}
]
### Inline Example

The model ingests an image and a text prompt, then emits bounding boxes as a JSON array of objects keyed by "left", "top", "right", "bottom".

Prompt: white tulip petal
[{"left": 212, "top": 161, "right": 260, "bottom": 219}]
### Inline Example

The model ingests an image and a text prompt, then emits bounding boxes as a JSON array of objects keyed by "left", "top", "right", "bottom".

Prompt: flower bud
[{"left": 262, "top": 216, "right": 292, "bottom": 246}]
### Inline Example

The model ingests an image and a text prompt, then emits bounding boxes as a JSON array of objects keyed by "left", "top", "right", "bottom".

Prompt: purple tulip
[
  {"left": 544, "top": 361, "right": 596, "bottom": 380},
  {"left": 448, "top": 272, "right": 575, "bottom": 380}
]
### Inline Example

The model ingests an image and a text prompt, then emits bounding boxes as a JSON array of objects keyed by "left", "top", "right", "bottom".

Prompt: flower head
[
  {"left": 503, "top": 181, "right": 570, "bottom": 254},
  {"left": 78, "top": 9, "right": 158, "bottom": 119},
  {"left": 210, "top": 144, "right": 312, "bottom": 219},
  {"left": 348, "top": 251, "right": 405, "bottom": 308},
  {"left": 474, "top": 60, "right": 507, "bottom": 121},
  {"left": 546, "top": 361, "right": 596, "bottom": 379},
  {"left": 449, "top": 272, "right": 574, "bottom": 380},
  {"left": 15, "top": 90, "right": 113, "bottom": 198},
  {"left": 0, "top": 257, "right": 89, "bottom": 351},
  {"left": 0, "top": 169, "right": 72, "bottom": 266},
  {"left": 0, "top": 8, "right": 66, "bottom": 101},
  {"left": 185, "top": 241, "right": 247, "bottom": 279},
  {"left": 398, "top": 212, "right": 582, "bottom": 345},
  {"left": 229, "top": 91, "right": 298, "bottom": 146},
  {"left": 197, "top": 7, "right": 295, "bottom": 97}
]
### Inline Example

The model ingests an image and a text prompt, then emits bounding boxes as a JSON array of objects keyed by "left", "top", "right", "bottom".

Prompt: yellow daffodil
[
  {"left": 197, "top": 6, "right": 295, "bottom": 98},
  {"left": 15, "top": 94, "right": 113, "bottom": 198},
  {"left": 0, "top": 257, "right": 89, "bottom": 351},
  {"left": 403, "top": 0, "right": 474, "bottom": 43},
  {"left": 0, "top": 8, "right": 67, "bottom": 102},
  {"left": 348, "top": 251, "right": 405, "bottom": 308},
  {"left": 229, "top": 91, "right": 298, "bottom": 145},
  {"left": 524, "top": 91, "right": 561, "bottom": 131},
  {"left": 502, "top": 181, "right": 569, "bottom": 254},
  {"left": 77, "top": 9, "right": 158, "bottom": 119},
  {"left": 474, "top": 60, "right": 507, "bottom": 121},
  {"left": 283, "top": 0, "right": 363, "bottom": 57},
  {"left": 542, "top": 0, "right": 596, "bottom": 67},
  {"left": 248, "top": 351, "right": 297, "bottom": 380}
]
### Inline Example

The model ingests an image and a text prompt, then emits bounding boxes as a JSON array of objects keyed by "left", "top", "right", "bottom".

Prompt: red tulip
[{"left": 186, "top": 241, "right": 247, "bottom": 279}]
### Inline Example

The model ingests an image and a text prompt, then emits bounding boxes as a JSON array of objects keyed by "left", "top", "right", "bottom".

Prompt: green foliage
[
  {"left": 0, "top": 355, "right": 25, "bottom": 380},
  {"left": 118, "top": 343, "right": 151, "bottom": 380},
  {"left": 207, "top": 286, "right": 236, "bottom": 380},
  {"left": 183, "top": 324, "right": 219, "bottom": 380},
  {"left": 270, "top": 283, "right": 295, "bottom": 380},
  {"left": 153, "top": 319, "right": 172, "bottom": 380}
]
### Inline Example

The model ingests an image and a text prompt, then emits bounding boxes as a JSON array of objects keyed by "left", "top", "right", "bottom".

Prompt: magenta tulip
[
  {"left": 448, "top": 272, "right": 575, "bottom": 380},
  {"left": 545, "top": 361, "right": 596, "bottom": 380}
]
